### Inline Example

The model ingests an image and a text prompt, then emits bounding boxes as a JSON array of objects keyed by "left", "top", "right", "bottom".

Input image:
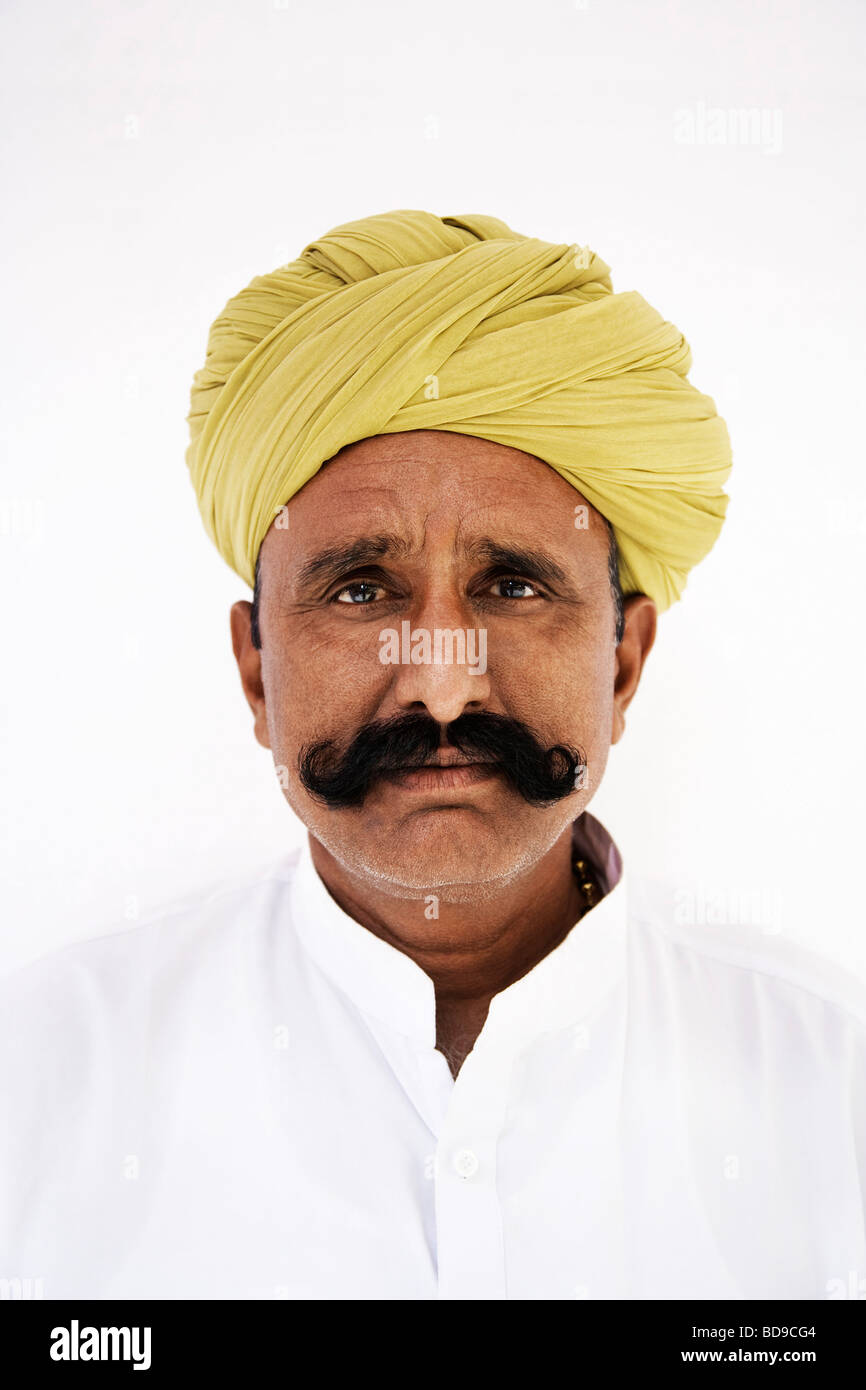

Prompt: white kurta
[{"left": 1, "top": 815, "right": 864, "bottom": 1300}]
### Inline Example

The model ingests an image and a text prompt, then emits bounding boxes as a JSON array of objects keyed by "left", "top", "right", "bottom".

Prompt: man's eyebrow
[
  {"left": 292, "top": 533, "right": 577, "bottom": 594},
  {"left": 294, "top": 534, "right": 411, "bottom": 591},
  {"left": 466, "top": 539, "right": 573, "bottom": 589}
]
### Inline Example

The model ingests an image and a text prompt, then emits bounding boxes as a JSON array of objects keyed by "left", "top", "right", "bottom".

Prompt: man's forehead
[
  {"left": 291, "top": 479, "right": 589, "bottom": 532},
  {"left": 266, "top": 485, "right": 605, "bottom": 574},
  {"left": 258, "top": 432, "right": 609, "bottom": 587},
  {"left": 281, "top": 450, "right": 601, "bottom": 544}
]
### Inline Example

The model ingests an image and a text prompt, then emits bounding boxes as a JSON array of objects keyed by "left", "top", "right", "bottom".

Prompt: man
[{"left": 1, "top": 211, "right": 864, "bottom": 1300}]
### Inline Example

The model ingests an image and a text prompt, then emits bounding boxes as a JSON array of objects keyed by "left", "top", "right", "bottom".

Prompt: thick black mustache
[{"left": 298, "top": 711, "right": 586, "bottom": 809}]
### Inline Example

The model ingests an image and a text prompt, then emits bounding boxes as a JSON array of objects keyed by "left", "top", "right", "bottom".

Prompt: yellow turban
[{"left": 186, "top": 210, "right": 732, "bottom": 610}]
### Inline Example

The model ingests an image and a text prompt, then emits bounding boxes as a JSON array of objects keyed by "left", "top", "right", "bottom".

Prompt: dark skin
[{"left": 231, "top": 430, "right": 656, "bottom": 1077}]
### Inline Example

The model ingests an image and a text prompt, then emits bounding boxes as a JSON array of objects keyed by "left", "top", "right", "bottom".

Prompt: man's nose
[{"left": 388, "top": 597, "right": 491, "bottom": 726}]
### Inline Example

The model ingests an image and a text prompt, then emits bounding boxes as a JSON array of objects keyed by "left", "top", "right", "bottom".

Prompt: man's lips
[{"left": 382, "top": 757, "right": 501, "bottom": 792}]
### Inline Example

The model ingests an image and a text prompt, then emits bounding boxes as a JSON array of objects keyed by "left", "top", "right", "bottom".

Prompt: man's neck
[{"left": 308, "top": 824, "right": 588, "bottom": 1078}]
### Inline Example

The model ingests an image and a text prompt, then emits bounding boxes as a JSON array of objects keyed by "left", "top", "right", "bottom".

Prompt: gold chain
[{"left": 572, "top": 853, "right": 601, "bottom": 912}]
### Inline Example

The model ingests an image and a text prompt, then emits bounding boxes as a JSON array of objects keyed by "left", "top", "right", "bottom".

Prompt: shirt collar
[
  {"left": 289, "top": 812, "right": 626, "bottom": 1052},
  {"left": 290, "top": 837, "right": 438, "bottom": 1044}
]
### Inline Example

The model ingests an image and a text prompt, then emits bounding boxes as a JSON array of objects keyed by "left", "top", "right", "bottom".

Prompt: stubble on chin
[{"left": 305, "top": 802, "right": 573, "bottom": 906}]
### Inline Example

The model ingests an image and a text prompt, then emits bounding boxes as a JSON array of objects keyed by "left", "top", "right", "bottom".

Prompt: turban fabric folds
[{"left": 185, "top": 210, "right": 732, "bottom": 610}]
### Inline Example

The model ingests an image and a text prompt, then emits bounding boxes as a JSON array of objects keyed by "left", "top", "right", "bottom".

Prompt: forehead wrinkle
[{"left": 449, "top": 490, "right": 596, "bottom": 551}]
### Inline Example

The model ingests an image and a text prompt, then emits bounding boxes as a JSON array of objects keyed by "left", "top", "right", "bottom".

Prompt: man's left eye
[
  {"left": 489, "top": 577, "right": 539, "bottom": 599},
  {"left": 334, "top": 581, "right": 385, "bottom": 604}
]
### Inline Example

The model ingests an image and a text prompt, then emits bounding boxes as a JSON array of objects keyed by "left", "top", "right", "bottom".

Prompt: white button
[{"left": 452, "top": 1148, "right": 480, "bottom": 1179}]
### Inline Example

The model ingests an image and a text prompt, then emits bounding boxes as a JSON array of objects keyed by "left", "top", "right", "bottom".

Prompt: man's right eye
[{"left": 333, "top": 581, "right": 386, "bottom": 604}]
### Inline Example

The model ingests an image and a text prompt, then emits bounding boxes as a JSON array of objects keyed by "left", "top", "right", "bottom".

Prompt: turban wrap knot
[{"left": 185, "top": 210, "right": 732, "bottom": 611}]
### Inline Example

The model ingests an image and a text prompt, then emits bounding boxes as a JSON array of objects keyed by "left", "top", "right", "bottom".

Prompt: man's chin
[{"left": 309, "top": 802, "right": 551, "bottom": 902}]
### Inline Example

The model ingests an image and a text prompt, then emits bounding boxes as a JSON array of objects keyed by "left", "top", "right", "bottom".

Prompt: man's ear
[
  {"left": 611, "top": 594, "right": 657, "bottom": 745},
  {"left": 230, "top": 601, "right": 271, "bottom": 750}
]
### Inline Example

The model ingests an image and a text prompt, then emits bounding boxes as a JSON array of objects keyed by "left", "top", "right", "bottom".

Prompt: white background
[{"left": 1, "top": 0, "right": 863, "bottom": 976}]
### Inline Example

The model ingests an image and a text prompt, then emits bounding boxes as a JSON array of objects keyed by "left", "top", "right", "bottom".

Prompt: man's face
[{"left": 232, "top": 430, "right": 655, "bottom": 901}]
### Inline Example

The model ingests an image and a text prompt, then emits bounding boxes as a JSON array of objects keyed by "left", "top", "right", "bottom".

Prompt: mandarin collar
[{"left": 289, "top": 812, "right": 627, "bottom": 1052}]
